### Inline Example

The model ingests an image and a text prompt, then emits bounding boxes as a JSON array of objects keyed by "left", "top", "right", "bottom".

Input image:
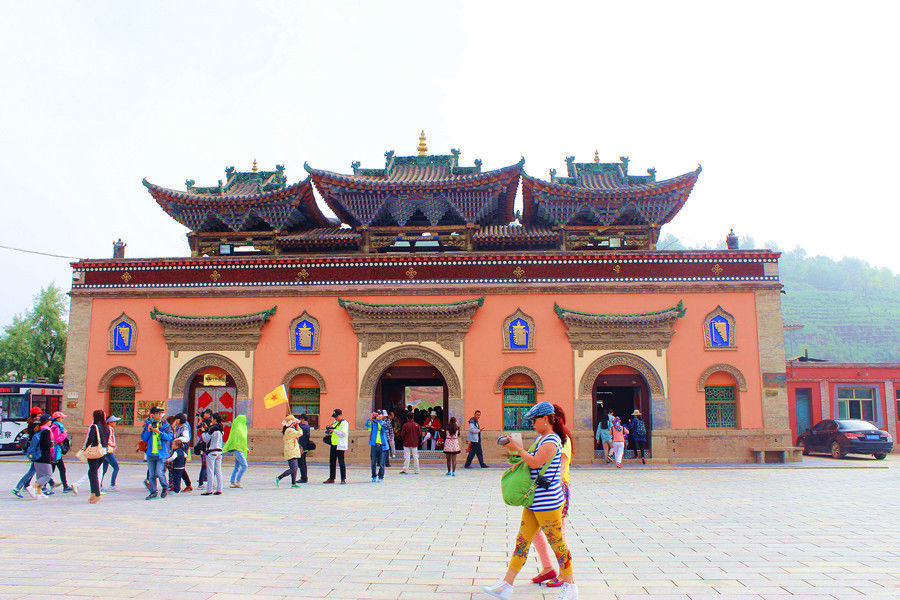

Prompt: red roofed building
[{"left": 62, "top": 137, "right": 794, "bottom": 463}]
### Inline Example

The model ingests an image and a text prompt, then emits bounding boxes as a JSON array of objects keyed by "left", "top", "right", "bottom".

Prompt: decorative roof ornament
[
  {"left": 252, "top": 159, "right": 258, "bottom": 173},
  {"left": 726, "top": 228, "right": 739, "bottom": 250},
  {"left": 593, "top": 150, "right": 600, "bottom": 163},
  {"left": 417, "top": 130, "right": 427, "bottom": 156}
]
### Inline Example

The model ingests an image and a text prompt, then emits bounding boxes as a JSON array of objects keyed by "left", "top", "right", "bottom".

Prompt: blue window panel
[
  {"left": 709, "top": 315, "right": 730, "bottom": 347},
  {"left": 508, "top": 318, "right": 529, "bottom": 349},
  {"left": 113, "top": 322, "right": 133, "bottom": 351},
  {"left": 294, "top": 320, "right": 316, "bottom": 351}
]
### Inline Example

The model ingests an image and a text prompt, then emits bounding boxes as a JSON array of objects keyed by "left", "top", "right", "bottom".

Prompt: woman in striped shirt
[{"left": 482, "top": 401, "right": 578, "bottom": 600}]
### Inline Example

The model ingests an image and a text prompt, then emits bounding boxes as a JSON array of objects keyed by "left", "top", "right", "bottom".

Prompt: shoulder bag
[
  {"left": 500, "top": 439, "right": 559, "bottom": 508},
  {"left": 83, "top": 424, "right": 108, "bottom": 460}
]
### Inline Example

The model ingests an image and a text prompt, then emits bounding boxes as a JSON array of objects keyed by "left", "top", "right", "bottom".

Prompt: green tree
[{"left": 0, "top": 285, "right": 68, "bottom": 383}]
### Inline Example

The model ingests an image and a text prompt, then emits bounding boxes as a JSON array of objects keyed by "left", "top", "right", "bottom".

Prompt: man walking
[
  {"left": 366, "top": 411, "right": 386, "bottom": 482},
  {"left": 324, "top": 409, "right": 349, "bottom": 484},
  {"left": 296, "top": 414, "right": 311, "bottom": 483},
  {"left": 141, "top": 406, "right": 173, "bottom": 500},
  {"left": 399, "top": 412, "right": 421, "bottom": 474},
  {"left": 464, "top": 409, "right": 488, "bottom": 468}
]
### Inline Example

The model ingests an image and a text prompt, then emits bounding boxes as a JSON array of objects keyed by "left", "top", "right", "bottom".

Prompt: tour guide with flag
[{"left": 323, "top": 409, "right": 349, "bottom": 484}]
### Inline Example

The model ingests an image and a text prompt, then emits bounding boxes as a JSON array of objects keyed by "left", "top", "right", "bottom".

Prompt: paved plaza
[{"left": 0, "top": 456, "right": 897, "bottom": 600}]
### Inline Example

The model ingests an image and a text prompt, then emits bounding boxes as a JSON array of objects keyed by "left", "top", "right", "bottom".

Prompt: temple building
[{"left": 62, "top": 135, "right": 793, "bottom": 463}]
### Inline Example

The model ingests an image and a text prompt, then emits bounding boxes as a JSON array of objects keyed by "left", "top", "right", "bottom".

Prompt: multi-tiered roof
[
  {"left": 522, "top": 154, "right": 701, "bottom": 250},
  {"left": 143, "top": 136, "right": 700, "bottom": 255}
]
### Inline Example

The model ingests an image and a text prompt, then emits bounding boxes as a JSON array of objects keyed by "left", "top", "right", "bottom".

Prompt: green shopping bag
[{"left": 500, "top": 440, "right": 558, "bottom": 508}]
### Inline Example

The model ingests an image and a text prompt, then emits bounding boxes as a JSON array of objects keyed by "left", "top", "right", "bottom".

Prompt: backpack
[
  {"left": 633, "top": 419, "right": 646, "bottom": 437},
  {"left": 26, "top": 432, "right": 42, "bottom": 462}
]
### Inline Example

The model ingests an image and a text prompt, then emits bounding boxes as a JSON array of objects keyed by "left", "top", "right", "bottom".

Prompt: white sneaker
[
  {"left": 107, "top": 485, "right": 119, "bottom": 492},
  {"left": 554, "top": 583, "right": 578, "bottom": 600},
  {"left": 481, "top": 580, "right": 513, "bottom": 600},
  {"left": 26, "top": 485, "right": 36, "bottom": 499}
]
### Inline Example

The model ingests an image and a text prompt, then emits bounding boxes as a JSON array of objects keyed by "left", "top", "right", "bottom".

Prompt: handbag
[
  {"left": 306, "top": 441, "right": 316, "bottom": 451},
  {"left": 500, "top": 440, "right": 559, "bottom": 508},
  {"left": 83, "top": 425, "right": 108, "bottom": 460}
]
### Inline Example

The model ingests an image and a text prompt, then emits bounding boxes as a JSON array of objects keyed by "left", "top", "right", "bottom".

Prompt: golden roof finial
[
  {"left": 417, "top": 130, "right": 428, "bottom": 156},
  {"left": 593, "top": 149, "right": 599, "bottom": 163},
  {"left": 252, "top": 159, "right": 258, "bottom": 173}
]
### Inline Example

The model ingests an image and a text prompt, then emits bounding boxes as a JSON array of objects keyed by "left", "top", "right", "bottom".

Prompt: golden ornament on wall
[
  {"left": 121, "top": 271, "right": 132, "bottom": 283},
  {"left": 711, "top": 263, "right": 724, "bottom": 276},
  {"left": 405, "top": 267, "right": 417, "bottom": 279},
  {"left": 210, "top": 270, "right": 221, "bottom": 281}
]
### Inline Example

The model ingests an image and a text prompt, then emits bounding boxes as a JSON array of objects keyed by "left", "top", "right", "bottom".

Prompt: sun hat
[
  {"left": 523, "top": 401, "right": 555, "bottom": 420},
  {"left": 106, "top": 415, "right": 121, "bottom": 423},
  {"left": 51, "top": 411, "right": 67, "bottom": 419},
  {"left": 632, "top": 409, "right": 642, "bottom": 416},
  {"left": 281, "top": 415, "right": 299, "bottom": 427}
]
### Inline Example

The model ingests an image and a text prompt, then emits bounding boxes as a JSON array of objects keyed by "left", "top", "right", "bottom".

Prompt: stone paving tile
[{"left": 1, "top": 457, "right": 899, "bottom": 599}]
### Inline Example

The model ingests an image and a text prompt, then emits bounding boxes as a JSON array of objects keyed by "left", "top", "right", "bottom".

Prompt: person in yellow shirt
[{"left": 530, "top": 404, "right": 573, "bottom": 589}]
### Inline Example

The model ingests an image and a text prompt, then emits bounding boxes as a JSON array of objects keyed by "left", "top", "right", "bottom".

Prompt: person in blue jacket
[
  {"left": 141, "top": 406, "right": 173, "bottom": 500},
  {"left": 366, "top": 411, "right": 388, "bottom": 482}
]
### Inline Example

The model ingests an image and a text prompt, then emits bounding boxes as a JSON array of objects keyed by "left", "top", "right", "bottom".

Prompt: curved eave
[
  {"left": 554, "top": 300, "right": 686, "bottom": 328},
  {"left": 306, "top": 161, "right": 522, "bottom": 226},
  {"left": 338, "top": 297, "right": 485, "bottom": 318},
  {"left": 143, "top": 177, "right": 331, "bottom": 230},
  {"left": 521, "top": 166, "right": 701, "bottom": 225},
  {"left": 150, "top": 306, "right": 277, "bottom": 327}
]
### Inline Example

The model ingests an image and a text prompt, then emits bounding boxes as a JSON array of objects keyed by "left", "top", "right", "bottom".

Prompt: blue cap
[{"left": 523, "top": 401, "right": 555, "bottom": 420}]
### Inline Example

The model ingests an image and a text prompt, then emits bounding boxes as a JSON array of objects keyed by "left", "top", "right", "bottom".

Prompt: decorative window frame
[
  {"left": 502, "top": 308, "right": 535, "bottom": 352},
  {"left": 493, "top": 366, "right": 544, "bottom": 393},
  {"left": 107, "top": 312, "right": 137, "bottom": 354},
  {"left": 703, "top": 306, "right": 737, "bottom": 350},
  {"left": 97, "top": 366, "right": 142, "bottom": 393},
  {"left": 696, "top": 363, "right": 748, "bottom": 392},
  {"left": 281, "top": 366, "right": 328, "bottom": 393},
  {"left": 288, "top": 311, "right": 320, "bottom": 354}
]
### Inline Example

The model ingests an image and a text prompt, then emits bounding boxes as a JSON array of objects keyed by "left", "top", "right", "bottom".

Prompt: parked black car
[{"left": 798, "top": 419, "right": 893, "bottom": 460}]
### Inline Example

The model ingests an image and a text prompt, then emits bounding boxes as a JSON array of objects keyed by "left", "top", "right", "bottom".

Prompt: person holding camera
[
  {"left": 276, "top": 415, "right": 304, "bottom": 487},
  {"left": 141, "top": 406, "right": 173, "bottom": 500},
  {"left": 194, "top": 409, "right": 213, "bottom": 487},
  {"left": 365, "top": 410, "right": 387, "bottom": 483},
  {"left": 482, "top": 401, "right": 577, "bottom": 600},
  {"left": 323, "top": 409, "right": 349, "bottom": 484}
]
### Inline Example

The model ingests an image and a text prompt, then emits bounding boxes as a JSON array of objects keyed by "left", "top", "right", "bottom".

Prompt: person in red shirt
[{"left": 399, "top": 412, "right": 421, "bottom": 474}]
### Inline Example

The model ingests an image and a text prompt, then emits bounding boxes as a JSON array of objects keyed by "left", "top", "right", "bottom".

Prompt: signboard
[
  {"left": 203, "top": 374, "right": 227, "bottom": 387},
  {"left": 762, "top": 373, "right": 787, "bottom": 389}
]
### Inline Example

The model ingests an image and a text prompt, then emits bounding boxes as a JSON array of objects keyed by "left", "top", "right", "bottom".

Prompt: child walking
[
  {"left": 166, "top": 439, "right": 188, "bottom": 493},
  {"left": 611, "top": 417, "right": 629, "bottom": 468},
  {"left": 443, "top": 417, "right": 461, "bottom": 476}
]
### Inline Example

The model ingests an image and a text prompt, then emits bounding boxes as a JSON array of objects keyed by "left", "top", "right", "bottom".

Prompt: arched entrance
[
  {"left": 171, "top": 353, "right": 250, "bottom": 436},
  {"left": 358, "top": 345, "right": 462, "bottom": 431},
  {"left": 579, "top": 352, "right": 665, "bottom": 459}
]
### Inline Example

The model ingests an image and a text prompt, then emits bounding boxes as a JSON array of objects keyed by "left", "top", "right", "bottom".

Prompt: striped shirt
[{"left": 528, "top": 433, "right": 564, "bottom": 511}]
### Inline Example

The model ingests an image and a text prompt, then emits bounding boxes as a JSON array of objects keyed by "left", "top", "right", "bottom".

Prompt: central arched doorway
[{"left": 375, "top": 359, "right": 448, "bottom": 417}]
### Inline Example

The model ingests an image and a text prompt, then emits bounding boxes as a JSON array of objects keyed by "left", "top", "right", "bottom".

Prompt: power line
[{"left": 0, "top": 244, "right": 78, "bottom": 260}]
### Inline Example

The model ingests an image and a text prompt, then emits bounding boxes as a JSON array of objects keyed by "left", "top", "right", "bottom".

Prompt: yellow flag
[{"left": 264, "top": 384, "right": 288, "bottom": 409}]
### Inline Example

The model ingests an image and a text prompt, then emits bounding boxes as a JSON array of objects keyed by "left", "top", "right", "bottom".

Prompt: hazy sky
[{"left": 1, "top": 1, "right": 897, "bottom": 327}]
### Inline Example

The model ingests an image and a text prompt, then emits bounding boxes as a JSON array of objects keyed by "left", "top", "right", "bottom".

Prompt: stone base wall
[
  {"left": 651, "top": 428, "right": 800, "bottom": 463},
  {"left": 72, "top": 426, "right": 802, "bottom": 464}
]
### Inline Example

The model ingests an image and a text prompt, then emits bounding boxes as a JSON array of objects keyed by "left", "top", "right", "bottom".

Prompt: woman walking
[
  {"left": 629, "top": 409, "right": 647, "bottom": 464},
  {"left": 443, "top": 417, "right": 461, "bottom": 476},
  {"left": 201, "top": 413, "right": 224, "bottom": 496},
  {"left": 531, "top": 404, "right": 573, "bottom": 588},
  {"left": 276, "top": 415, "right": 303, "bottom": 488},
  {"left": 595, "top": 413, "right": 612, "bottom": 463},
  {"left": 482, "top": 401, "right": 578, "bottom": 600},
  {"left": 83, "top": 410, "right": 110, "bottom": 504},
  {"left": 611, "top": 417, "right": 629, "bottom": 468},
  {"left": 223, "top": 414, "right": 249, "bottom": 488}
]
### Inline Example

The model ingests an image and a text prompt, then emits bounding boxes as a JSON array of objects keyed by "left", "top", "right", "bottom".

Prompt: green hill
[{"left": 658, "top": 235, "right": 900, "bottom": 362}]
